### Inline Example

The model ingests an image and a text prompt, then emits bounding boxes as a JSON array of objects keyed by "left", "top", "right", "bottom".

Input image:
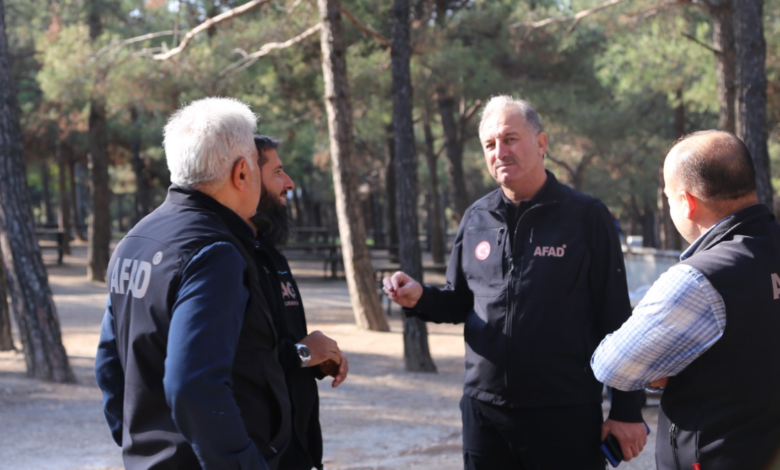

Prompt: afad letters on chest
[
  {"left": 109, "top": 255, "right": 156, "bottom": 298},
  {"left": 533, "top": 244, "right": 567, "bottom": 257}
]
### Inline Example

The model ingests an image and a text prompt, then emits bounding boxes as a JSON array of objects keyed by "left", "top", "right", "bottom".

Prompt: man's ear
[
  {"left": 535, "top": 132, "right": 548, "bottom": 157},
  {"left": 683, "top": 190, "right": 698, "bottom": 219},
  {"left": 231, "top": 157, "right": 251, "bottom": 191}
]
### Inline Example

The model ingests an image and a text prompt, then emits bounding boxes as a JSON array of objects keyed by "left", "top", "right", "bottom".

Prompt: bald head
[{"left": 666, "top": 130, "right": 757, "bottom": 204}]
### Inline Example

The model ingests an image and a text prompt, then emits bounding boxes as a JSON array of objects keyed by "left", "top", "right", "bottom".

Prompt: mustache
[{"left": 494, "top": 156, "right": 516, "bottom": 168}]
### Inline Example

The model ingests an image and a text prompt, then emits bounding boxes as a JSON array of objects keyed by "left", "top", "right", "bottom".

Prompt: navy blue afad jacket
[{"left": 409, "top": 172, "right": 644, "bottom": 420}]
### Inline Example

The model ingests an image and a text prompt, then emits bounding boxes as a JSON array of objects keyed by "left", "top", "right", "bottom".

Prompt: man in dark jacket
[
  {"left": 250, "top": 135, "right": 348, "bottom": 470},
  {"left": 592, "top": 130, "right": 780, "bottom": 470},
  {"left": 383, "top": 96, "right": 647, "bottom": 469},
  {"left": 95, "top": 98, "right": 292, "bottom": 470}
]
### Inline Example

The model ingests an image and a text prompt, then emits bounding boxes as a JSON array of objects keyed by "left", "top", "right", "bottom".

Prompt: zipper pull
[
  {"left": 529, "top": 227, "right": 534, "bottom": 243},
  {"left": 497, "top": 228, "right": 504, "bottom": 245},
  {"left": 669, "top": 423, "right": 675, "bottom": 446}
]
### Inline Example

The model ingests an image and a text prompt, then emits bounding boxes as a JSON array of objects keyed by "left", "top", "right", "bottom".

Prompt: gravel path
[{"left": 0, "top": 247, "right": 658, "bottom": 469}]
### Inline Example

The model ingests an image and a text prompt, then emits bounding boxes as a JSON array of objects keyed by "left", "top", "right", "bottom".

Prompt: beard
[{"left": 250, "top": 189, "right": 292, "bottom": 247}]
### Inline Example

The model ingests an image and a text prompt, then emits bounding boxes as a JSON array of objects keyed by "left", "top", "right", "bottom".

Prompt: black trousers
[{"left": 461, "top": 395, "right": 606, "bottom": 470}]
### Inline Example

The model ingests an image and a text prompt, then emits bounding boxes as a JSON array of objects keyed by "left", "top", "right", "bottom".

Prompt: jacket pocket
[{"left": 462, "top": 226, "right": 506, "bottom": 296}]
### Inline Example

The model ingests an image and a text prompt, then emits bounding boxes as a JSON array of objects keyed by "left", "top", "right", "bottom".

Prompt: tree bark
[
  {"left": 55, "top": 129, "right": 71, "bottom": 255},
  {"left": 130, "top": 106, "right": 150, "bottom": 225},
  {"left": 733, "top": 0, "right": 773, "bottom": 207},
  {"left": 87, "top": 5, "right": 111, "bottom": 282},
  {"left": 318, "top": 0, "right": 388, "bottom": 331},
  {"left": 69, "top": 158, "right": 86, "bottom": 241},
  {"left": 0, "top": 0, "right": 74, "bottom": 381},
  {"left": 386, "top": 124, "right": 399, "bottom": 260},
  {"left": 437, "top": 90, "right": 469, "bottom": 224},
  {"left": 0, "top": 244, "right": 13, "bottom": 351},
  {"left": 422, "top": 112, "right": 445, "bottom": 264},
  {"left": 41, "top": 159, "right": 55, "bottom": 226},
  {"left": 392, "top": 0, "right": 436, "bottom": 373},
  {"left": 710, "top": 1, "right": 736, "bottom": 133}
]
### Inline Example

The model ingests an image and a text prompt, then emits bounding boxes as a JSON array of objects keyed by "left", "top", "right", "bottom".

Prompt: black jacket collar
[
  {"left": 476, "top": 170, "right": 564, "bottom": 214},
  {"left": 686, "top": 203, "right": 775, "bottom": 257},
  {"left": 166, "top": 184, "right": 256, "bottom": 246}
]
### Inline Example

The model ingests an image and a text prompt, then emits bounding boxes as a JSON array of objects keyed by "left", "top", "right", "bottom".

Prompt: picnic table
[{"left": 36, "top": 229, "right": 65, "bottom": 265}]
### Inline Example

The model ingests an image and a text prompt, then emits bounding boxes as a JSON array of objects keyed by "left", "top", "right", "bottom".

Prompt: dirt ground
[{"left": 0, "top": 243, "right": 658, "bottom": 469}]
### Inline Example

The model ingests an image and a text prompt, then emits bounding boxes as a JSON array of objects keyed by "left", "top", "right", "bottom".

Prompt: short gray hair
[
  {"left": 479, "top": 95, "right": 543, "bottom": 136},
  {"left": 163, "top": 97, "right": 258, "bottom": 188}
]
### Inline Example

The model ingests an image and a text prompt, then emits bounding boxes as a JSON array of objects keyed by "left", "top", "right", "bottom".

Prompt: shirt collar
[{"left": 680, "top": 215, "right": 734, "bottom": 261}]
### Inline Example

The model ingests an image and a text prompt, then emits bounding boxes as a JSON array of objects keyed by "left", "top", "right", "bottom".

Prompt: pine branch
[
  {"left": 153, "top": 0, "right": 273, "bottom": 61},
  {"left": 681, "top": 32, "right": 720, "bottom": 54},
  {"left": 509, "top": 0, "right": 630, "bottom": 30},
  {"left": 218, "top": 23, "right": 322, "bottom": 77},
  {"left": 341, "top": 7, "right": 391, "bottom": 47}
]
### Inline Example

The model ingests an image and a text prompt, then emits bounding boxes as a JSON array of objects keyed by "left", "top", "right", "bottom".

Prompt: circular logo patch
[
  {"left": 475, "top": 241, "right": 491, "bottom": 260},
  {"left": 152, "top": 251, "right": 163, "bottom": 265}
]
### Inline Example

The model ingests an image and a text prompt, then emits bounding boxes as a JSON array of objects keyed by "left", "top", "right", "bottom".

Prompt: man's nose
[
  {"left": 495, "top": 140, "right": 510, "bottom": 159},
  {"left": 284, "top": 172, "right": 295, "bottom": 191}
]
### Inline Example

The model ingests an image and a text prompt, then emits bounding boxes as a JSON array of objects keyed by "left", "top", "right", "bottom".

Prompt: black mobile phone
[{"left": 601, "top": 422, "right": 651, "bottom": 468}]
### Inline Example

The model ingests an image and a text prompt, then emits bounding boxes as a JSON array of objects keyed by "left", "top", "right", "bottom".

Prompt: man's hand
[
  {"left": 299, "top": 331, "right": 341, "bottom": 368},
  {"left": 319, "top": 351, "right": 348, "bottom": 388},
  {"left": 382, "top": 272, "right": 423, "bottom": 308},
  {"left": 601, "top": 419, "right": 647, "bottom": 462}
]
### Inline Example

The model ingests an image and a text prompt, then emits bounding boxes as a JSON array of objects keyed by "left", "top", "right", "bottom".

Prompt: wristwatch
[{"left": 295, "top": 343, "right": 311, "bottom": 367}]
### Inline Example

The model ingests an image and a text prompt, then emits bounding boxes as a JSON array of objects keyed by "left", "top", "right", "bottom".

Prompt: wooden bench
[
  {"left": 36, "top": 229, "right": 65, "bottom": 265},
  {"left": 281, "top": 242, "right": 342, "bottom": 278}
]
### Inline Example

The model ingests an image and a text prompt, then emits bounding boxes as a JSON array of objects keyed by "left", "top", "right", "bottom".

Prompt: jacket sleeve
[
  {"left": 585, "top": 201, "right": 645, "bottom": 423},
  {"left": 95, "top": 296, "right": 124, "bottom": 446},
  {"left": 405, "top": 207, "right": 475, "bottom": 324},
  {"left": 163, "top": 242, "right": 270, "bottom": 470}
]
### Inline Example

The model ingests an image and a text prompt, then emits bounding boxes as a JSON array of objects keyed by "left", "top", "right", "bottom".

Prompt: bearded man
[{"left": 249, "top": 135, "right": 348, "bottom": 470}]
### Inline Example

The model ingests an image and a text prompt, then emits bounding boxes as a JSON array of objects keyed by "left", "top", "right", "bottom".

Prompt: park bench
[
  {"left": 281, "top": 242, "right": 342, "bottom": 278},
  {"left": 35, "top": 229, "right": 65, "bottom": 265}
]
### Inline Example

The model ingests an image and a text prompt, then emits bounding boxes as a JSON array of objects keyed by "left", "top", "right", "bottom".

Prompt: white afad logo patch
[
  {"left": 109, "top": 257, "right": 153, "bottom": 298},
  {"left": 475, "top": 241, "right": 491, "bottom": 260},
  {"left": 772, "top": 273, "right": 780, "bottom": 300},
  {"left": 534, "top": 244, "right": 566, "bottom": 257}
]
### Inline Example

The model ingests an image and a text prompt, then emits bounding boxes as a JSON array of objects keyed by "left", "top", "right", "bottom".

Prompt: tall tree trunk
[
  {"left": 87, "top": 98, "right": 111, "bottom": 281},
  {"left": 710, "top": 1, "right": 737, "bottom": 133},
  {"left": 130, "top": 107, "right": 150, "bottom": 225},
  {"left": 87, "top": 4, "right": 110, "bottom": 282},
  {"left": 69, "top": 158, "right": 86, "bottom": 241},
  {"left": 422, "top": 112, "right": 445, "bottom": 264},
  {"left": 392, "top": 0, "right": 436, "bottom": 373},
  {"left": 41, "top": 159, "right": 54, "bottom": 225},
  {"left": 437, "top": 90, "right": 469, "bottom": 224},
  {"left": 55, "top": 129, "right": 71, "bottom": 255},
  {"left": 318, "top": 0, "right": 388, "bottom": 331},
  {"left": 0, "top": 244, "right": 13, "bottom": 351},
  {"left": 734, "top": 0, "right": 773, "bottom": 207},
  {"left": 659, "top": 90, "right": 685, "bottom": 251},
  {"left": 0, "top": 0, "right": 74, "bottom": 381},
  {"left": 386, "top": 124, "right": 399, "bottom": 260}
]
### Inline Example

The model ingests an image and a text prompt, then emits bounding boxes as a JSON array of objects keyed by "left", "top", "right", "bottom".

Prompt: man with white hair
[
  {"left": 383, "top": 96, "right": 647, "bottom": 469},
  {"left": 95, "top": 97, "right": 293, "bottom": 470}
]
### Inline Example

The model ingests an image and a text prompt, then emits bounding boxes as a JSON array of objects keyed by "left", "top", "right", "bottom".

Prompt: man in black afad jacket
[
  {"left": 383, "top": 95, "right": 647, "bottom": 469},
  {"left": 95, "top": 98, "right": 291, "bottom": 470},
  {"left": 249, "top": 135, "right": 349, "bottom": 470},
  {"left": 592, "top": 131, "right": 780, "bottom": 470}
]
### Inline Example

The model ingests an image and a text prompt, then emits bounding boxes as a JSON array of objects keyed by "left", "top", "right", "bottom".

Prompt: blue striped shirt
[{"left": 591, "top": 225, "right": 727, "bottom": 392}]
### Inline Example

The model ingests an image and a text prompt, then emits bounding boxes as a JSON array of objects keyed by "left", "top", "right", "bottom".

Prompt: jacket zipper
[{"left": 669, "top": 423, "right": 682, "bottom": 470}]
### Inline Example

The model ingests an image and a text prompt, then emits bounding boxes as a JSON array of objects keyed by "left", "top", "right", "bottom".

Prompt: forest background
[{"left": 0, "top": 0, "right": 778, "bottom": 381}]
